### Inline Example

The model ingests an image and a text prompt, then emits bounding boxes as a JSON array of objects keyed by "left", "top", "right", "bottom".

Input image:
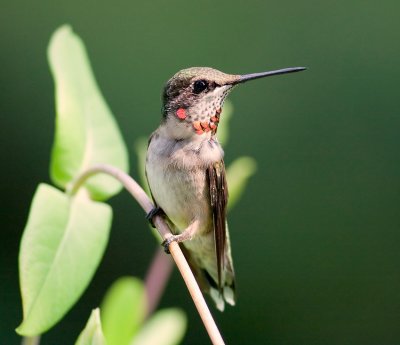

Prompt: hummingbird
[{"left": 145, "top": 66, "right": 305, "bottom": 311}]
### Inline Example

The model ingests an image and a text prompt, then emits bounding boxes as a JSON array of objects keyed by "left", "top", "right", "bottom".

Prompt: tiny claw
[
  {"left": 146, "top": 207, "right": 164, "bottom": 228},
  {"left": 161, "top": 236, "right": 177, "bottom": 254}
]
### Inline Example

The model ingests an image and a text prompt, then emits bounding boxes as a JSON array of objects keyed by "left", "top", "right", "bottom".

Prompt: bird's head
[{"left": 161, "top": 66, "right": 305, "bottom": 139}]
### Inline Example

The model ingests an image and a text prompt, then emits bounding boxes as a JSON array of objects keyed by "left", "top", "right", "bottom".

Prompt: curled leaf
[
  {"left": 17, "top": 184, "right": 111, "bottom": 336},
  {"left": 75, "top": 308, "right": 106, "bottom": 345},
  {"left": 48, "top": 25, "right": 129, "bottom": 200}
]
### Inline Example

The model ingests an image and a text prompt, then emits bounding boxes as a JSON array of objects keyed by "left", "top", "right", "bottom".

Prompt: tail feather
[
  {"left": 209, "top": 284, "right": 235, "bottom": 311},
  {"left": 181, "top": 243, "right": 236, "bottom": 311},
  {"left": 223, "top": 285, "right": 235, "bottom": 306},
  {"left": 203, "top": 264, "right": 235, "bottom": 311}
]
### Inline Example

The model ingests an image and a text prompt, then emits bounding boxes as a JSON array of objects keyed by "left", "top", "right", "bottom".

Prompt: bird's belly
[{"left": 146, "top": 160, "right": 212, "bottom": 233}]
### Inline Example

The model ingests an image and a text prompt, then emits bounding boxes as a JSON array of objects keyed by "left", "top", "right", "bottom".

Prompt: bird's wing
[
  {"left": 207, "top": 160, "right": 228, "bottom": 289},
  {"left": 145, "top": 132, "right": 159, "bottom": 207}
]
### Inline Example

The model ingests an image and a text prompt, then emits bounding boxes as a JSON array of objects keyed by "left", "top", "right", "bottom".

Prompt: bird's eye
[{"left": 193, "top": 80, "right": 208, "bottom": 94}]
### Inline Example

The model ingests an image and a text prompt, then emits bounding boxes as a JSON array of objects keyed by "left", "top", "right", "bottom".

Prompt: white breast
[{"left": 146, "top": 130, "right": 223, "bottom": 233}]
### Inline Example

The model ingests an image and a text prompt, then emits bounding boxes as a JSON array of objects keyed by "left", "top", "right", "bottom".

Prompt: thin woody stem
[{"left": 69, "top": 164, "right": 225, "bottom": 345}]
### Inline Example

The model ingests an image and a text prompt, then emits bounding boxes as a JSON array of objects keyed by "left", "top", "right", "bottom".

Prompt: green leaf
[
  {"left": 130, "top": 309, "right": 186, "bottom": 345},
  {"left": 216, "top": 100, "right": 233, "bottom": 146},
  {"left": 101, "top": 277, "right": 147, "bottom": 345},
  {"left": 17, "top": 183, "right": 112, "bottom": 336},
  {"left": 48, "top": 25, "right": 129, "bottom": 200},
  {"left": 226, "top": 156, "right": 257, "bottom": 210},
  {"left": 75, "top": 308, "right": 106, "bottom": 345}
]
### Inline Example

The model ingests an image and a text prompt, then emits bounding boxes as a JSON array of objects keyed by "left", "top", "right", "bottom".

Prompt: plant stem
[{"left": 70, "top": 164, "right": 225, "bottom": 345}]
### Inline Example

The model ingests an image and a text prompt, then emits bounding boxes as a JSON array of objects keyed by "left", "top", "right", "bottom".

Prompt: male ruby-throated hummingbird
[{"left": 146, "top": 66, "right": 305, "bottom": 310}]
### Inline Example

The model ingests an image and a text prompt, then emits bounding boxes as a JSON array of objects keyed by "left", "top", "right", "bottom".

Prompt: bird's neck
[{"left": 152, "top": 124, "right": 224, "bottom": 167}]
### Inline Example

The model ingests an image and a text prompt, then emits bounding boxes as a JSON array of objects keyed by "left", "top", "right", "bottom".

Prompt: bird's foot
[
  {"left": 146, "top": 207, "right": 165, "bottom": 228},
  {"left": 161, "top": 236, "right": 178, "bottom": 254}
]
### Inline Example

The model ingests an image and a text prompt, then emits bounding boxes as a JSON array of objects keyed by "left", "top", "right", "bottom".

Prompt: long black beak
[{"left": 236, "top": 67, "right": 306, "bottom": 84}]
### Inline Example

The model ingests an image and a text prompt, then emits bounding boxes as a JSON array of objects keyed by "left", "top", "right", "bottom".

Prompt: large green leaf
[
  {"left": 48, "top": 25, "right": 129, "bottom": 200},
  {"left": 130, "top": 309, "right": 186, "bottom": 345},
  {"left": 75, "top": 308, "right": 106, "bottom": 345},
  {"left": 101, "top": 277, "right": 147, "bottom": 345},
  {"left": 17, "top": 184, "right": 112, "bottom": 336},
  {"left": 226, "top": 156, "right": 257, "bottom": 210}
]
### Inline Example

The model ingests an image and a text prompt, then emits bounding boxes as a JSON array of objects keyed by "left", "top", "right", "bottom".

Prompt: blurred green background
[{"left": 1, "top": 0, "right": 399, "bottom": 344}]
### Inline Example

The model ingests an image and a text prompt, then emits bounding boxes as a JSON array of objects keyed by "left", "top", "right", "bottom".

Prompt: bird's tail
[
  {"left": 181, "top": 233, "right": 236, "bottom": 311},
  {"left": 211, "top": 229, "right": 236, "bottom": 311}
]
